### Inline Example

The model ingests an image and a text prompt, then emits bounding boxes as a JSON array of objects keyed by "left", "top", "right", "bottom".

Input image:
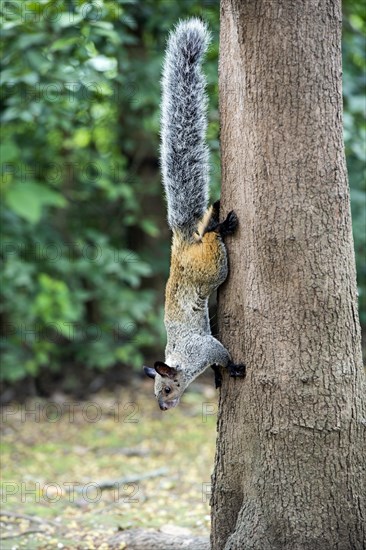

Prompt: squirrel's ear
[
  {"left": 143, "top": 366, "right": 156, "bottom": 379},
  {"left": 154, "top": 361, "right": 178, "bottom": 379}
]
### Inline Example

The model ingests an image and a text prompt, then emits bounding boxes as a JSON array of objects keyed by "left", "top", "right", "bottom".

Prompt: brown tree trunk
[{"left": 212, "top": 1, "right": 366, "bottom": 549}]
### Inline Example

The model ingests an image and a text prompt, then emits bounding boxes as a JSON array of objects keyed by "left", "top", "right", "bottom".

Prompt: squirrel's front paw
[{"left": 227, "top": 360, "right": 246, "bottom": 378}]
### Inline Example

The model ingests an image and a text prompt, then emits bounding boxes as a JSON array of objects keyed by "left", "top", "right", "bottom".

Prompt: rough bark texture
[{"left": 211, "top": 1, "right": 366, "bottom": 549}]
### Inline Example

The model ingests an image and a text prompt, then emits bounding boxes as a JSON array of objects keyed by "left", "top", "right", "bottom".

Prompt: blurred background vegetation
[{"left": 1, "top": 0, "right": 365, "bottom": 399}]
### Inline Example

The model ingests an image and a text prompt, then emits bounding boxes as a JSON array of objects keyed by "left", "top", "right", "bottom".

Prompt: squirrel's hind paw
[{"left": 220, "top": 211, "right": 238, "bottom": 236}]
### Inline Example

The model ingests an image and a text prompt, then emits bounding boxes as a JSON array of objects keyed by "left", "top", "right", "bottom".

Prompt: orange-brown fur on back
[{"left": 165, "top": 208, "right": 228, "bottom": 322}]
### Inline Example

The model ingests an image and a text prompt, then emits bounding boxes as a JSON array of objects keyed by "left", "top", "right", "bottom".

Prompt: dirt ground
[{"left": 0, "top": 379, "right": 218, "bottom": 549}]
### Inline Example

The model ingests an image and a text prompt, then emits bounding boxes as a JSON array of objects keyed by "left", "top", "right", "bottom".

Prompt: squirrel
[{"left": 144, "top": 18, "right": 245, "bottom": 410}]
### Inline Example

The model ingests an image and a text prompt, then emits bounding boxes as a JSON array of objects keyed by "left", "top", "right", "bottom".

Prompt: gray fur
[
  {"left": 153, "top": 333, "right": 231, "bottom": 411},
  {"left": 153, "top": 238, "right": 231, "bottom": 410},
  {"left": 161, "top": 18, "right": 210, "bottom": 238}
]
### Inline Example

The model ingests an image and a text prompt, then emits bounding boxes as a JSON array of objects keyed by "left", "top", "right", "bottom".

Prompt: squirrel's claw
[{"left": 220, "top": 211, "right": 239, "bottom": 236}]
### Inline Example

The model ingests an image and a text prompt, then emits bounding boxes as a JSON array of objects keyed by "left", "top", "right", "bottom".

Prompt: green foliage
[
  {"left": 1, "top": 0, "right": 365, "bottom": 385},
  {"left": 343, "top": 0, "right": 366, "bottom": 326}
]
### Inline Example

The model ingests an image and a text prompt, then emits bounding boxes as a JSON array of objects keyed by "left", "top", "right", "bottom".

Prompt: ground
[{"left": 0, "top": 379, "right": 217, "bottom": 549}]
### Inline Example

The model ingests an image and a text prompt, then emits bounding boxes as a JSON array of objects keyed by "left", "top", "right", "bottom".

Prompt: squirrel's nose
[{"left": 159, "top": 402, "right": 168, "bottom": 411}]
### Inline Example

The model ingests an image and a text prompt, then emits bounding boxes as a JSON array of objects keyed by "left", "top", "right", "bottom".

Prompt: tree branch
[{"left": 108, "top": 528, "right": 209, "bottom": 550}]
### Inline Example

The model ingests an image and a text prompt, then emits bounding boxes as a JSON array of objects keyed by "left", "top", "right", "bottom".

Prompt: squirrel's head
[{"left": 143, "top": 360, "right": 185, "bottom": 411}]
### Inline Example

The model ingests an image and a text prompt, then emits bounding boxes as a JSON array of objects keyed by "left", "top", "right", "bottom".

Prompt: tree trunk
[{"left": 211, "top": 1, "right": 366, "bottom": 549}]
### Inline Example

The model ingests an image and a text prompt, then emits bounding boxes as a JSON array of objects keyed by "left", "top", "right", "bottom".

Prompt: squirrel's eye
[{"left": 165, "top": 387, "right": 171, "bottom": 395}]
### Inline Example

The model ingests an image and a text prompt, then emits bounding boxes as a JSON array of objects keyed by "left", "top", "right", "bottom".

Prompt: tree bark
[{"left": 212, "top": 1, "right": 366, "bottom": 549}]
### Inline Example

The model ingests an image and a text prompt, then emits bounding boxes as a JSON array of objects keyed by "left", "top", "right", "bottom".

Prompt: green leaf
[
  {"left": 55, "top": 13, "right": 84, "bottom": 28},
  {"left": 50, "top": 36, "right": 82, "bottom": 52},
  {"left": 0, "top": 140, "right": 18, "bottom": 163},
  {"left": 141, "top": 219, "right": 159, "bottom": 237},
  {"left": 5, "top": 182, "right": 67, "bottom": 223},
  {"left": 87, "top": 55, "right": 117, "bottom": 72}
]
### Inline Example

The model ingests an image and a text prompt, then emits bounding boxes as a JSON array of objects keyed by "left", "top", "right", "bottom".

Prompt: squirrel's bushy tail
[{"left": 161, "top": 18, "right": 210, "bottom": 238}]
